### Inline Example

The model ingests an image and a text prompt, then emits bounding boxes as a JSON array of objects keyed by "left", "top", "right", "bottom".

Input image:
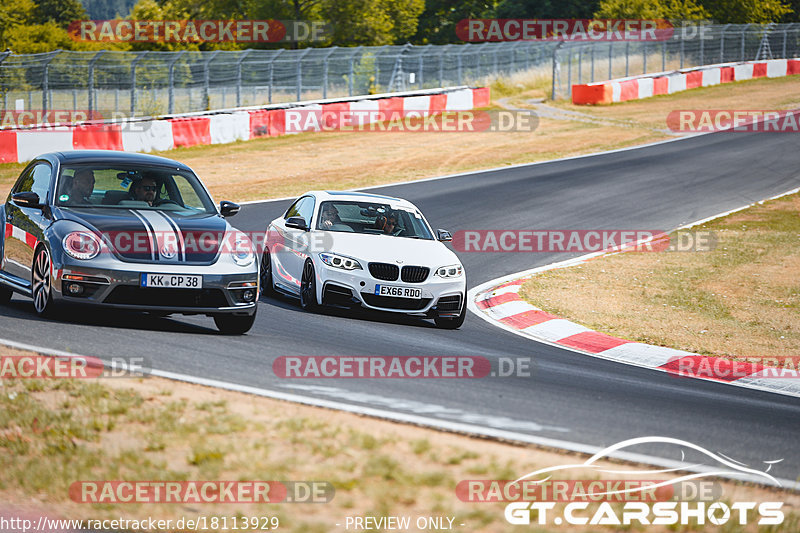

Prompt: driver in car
[
  {"left": 130, "top": 176, "right": 158, "bottom": 206},
  {"left": 319, "top": 205, "right": 342, "bottom": 229},
  {"left": 375, "top": 211, "right": 398, "bottom": 234}
]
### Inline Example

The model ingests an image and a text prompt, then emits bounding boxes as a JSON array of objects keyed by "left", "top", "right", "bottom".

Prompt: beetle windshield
[{"left": 56, "top": 164, "right": 216, "bottom": 215}]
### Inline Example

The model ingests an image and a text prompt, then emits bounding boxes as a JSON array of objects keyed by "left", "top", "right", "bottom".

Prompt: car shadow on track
[
  {"left": 2, "top": 296, "right": 218, "bottom": 335},
  {"left": 257, "top": 293, "right": 445, "bottom": 330}
]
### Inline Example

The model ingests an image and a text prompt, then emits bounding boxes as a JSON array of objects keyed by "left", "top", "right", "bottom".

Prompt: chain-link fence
[
  {"left": 0, "top": 42, "right": 557, "bottom": 119},
  {"left": 1, "top": 23, "right": 799, "bottom": 120},
  {"left": 553, "top": 23, "right": 800, "bottom": 99}
]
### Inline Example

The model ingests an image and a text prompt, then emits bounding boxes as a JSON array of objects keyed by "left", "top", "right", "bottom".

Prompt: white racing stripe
[
  {"left": 135, "top": 210, "right": 183, "bottom": 261},
  {"left": 128, "top": 210, "right": 157, "bottom": 261}
]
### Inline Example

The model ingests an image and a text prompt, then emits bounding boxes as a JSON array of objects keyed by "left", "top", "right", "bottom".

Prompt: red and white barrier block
[
  {"left": 0, "top": 87, "right": 491, "bottom": 164},
  {"left": 472, "top": 276, "right": 800, "bottom": 397},
  {"left": 573, "top": 59, "right": 800, "bottom": 105}
]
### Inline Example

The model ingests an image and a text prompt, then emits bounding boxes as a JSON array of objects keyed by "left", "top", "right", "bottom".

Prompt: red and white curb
[{"left": 467, "top": 188, "right": 800, "bottom": 399}]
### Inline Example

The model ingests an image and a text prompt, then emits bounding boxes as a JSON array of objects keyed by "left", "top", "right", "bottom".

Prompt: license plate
[
  {"left": 375, "top": 285, "right": 421, "bottom": 299},
  {"left": 141, "top": 274, "right": 202, "bottom": 289}
]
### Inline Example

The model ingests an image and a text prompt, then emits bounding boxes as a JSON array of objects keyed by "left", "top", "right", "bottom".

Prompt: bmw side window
[
  {"left": 284, "top": 198, "right": 303, "bottom": 219},
  {"left": 285, "top": 196, "right": 312, "bottom": 221},
  {"left": 298, "top": 197, "right": 315, "bottom": 223}
]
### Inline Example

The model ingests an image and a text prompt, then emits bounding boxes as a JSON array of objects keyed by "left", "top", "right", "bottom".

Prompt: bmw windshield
[
  {"left": 316, "top": 201, "right": 434, "bottom": 240},
  {"left": 55, "top": 164, "right": 217, "bottom": 215}
]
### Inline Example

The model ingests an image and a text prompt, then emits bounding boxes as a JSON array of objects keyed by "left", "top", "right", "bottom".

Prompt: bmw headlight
[
  {"left": 232, "top": 235, "right": 255, "bottom": 266},
  {"left": 63, "top": 231, "right": 102, "bottom": 260},
  {"left": 319, "top": 252, "right": 362, "bottom": 270},
  {"left": 435, "top": 264, "right": 463, "bottom": 278}
]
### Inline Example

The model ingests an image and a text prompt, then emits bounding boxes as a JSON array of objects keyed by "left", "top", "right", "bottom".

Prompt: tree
[
  {"left": 700, "top": 0, "right": 792, "bottom": 23},
  {"left": 0, "top": 0, "right": 37, "bottom": 50},
  {"left": 5, "top": 21, "right": 73, "bottom": 53},
  {"left": 413, "top": 0, "right": 499, "bottom": 44},
  {"left": 497, "top": 0, "right": 601, "bottom": 19},
  {"left": 320, "top": 0, "right": 424, "bottom": 46},
  {"left": 35, "top": 0, "right": 87, "bottom": 27},
  {"left": 594, "top": 0, "right": 709, "bottom": 20}
]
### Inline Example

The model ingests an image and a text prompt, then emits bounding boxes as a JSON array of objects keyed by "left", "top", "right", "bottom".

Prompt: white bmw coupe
[{"left": 261, "top": 191, "right": 467, "bottom": 328}]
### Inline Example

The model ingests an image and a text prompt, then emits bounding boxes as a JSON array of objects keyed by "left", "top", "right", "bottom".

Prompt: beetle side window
[{"left": 11, "top": 162, "right": 52, "bottom": 203}]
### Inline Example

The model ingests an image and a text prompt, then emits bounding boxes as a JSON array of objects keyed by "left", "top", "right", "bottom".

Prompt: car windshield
[
  {"left": 316, "top": 200, "right": 434, "bottom": 240},
  {"left": 55, "top": 164, "right": 216, "bottom": 215}
]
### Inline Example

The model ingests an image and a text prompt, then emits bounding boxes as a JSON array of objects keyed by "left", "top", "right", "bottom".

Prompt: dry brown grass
[
  {"left": 520, "top": 193, "right": 800, "bottom": 361},
  {"left": 2, "top": 351, "right": 799, "bottom": 532},
  {"left": 2, "top": 75, "right": 799, "bottom": 204}
]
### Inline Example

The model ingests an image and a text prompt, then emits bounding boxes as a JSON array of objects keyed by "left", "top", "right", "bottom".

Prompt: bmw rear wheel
[{"left": 259, "top": 250, "right": 274, "bottom": 298}]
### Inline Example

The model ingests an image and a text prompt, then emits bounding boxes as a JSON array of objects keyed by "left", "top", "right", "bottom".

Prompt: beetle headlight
[
  {"left": 63, "top": 231, "right": 102, "bottom": 260},
  {"left": 319, "top": 252, "right": 362, "bottom": 270},
  {"left": 232, "top": 235, "right": 255, "bottom": 266},
  {"left": 435, "top": 264, "right": 463, "bottom": 278}
]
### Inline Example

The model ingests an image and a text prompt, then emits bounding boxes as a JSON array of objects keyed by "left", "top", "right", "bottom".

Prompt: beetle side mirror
[
  {"left": 12, "top": 191, "right": 42, "bottom": 209},
  {"left": 220, "top": 201, "right": 240, "bottom": 217}
]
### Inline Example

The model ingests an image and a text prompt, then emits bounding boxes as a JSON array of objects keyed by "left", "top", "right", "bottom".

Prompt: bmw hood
[
  {"left": 321, "top": 231, "right": 461, "bottom": 268},
  {"left": 54, "top": 207, "right": 229, "bottom": 264}
]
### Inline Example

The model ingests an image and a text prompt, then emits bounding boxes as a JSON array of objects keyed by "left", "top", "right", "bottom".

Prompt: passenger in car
[{"left": 69, "top": 169, "right": 96, "bottom": 204}]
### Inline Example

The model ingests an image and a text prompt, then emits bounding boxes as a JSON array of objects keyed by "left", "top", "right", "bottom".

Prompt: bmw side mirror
[
  {"left": 437, "top": 229, "right": 453, "bottom": 242},
  {"left": 220, "top": 201, "right": 240, "bottom": 217},
  {"left": 285, "top": 216, "right": 309, "bottom": 231},
  {"left": 12, "top": 191, "right": 42, "bottom": 209}
]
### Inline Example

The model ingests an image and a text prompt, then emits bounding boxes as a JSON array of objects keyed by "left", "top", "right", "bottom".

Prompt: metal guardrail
[
  {"left": 0, "top": 42, "right": 557, "bottom": 118},
  {"left": 552, "top": 23, "right": 800, "bottom": 99},
  {"left": 0, "top": 24, "right": 798, "bottom": 119}
]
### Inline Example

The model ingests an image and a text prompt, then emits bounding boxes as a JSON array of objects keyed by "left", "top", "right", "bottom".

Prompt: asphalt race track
[{"left": 2, "top": 130, "right": 799, "bottom": 483}]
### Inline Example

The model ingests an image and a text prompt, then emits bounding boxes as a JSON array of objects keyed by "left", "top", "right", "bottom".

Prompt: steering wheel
[{"left": 154, "top": 198, "right": 180, "bottom": 207}]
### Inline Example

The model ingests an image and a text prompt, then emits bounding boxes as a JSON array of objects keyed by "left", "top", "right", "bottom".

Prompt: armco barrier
[
  {"left": 0, "top": 87, "right": 490, "bottom": 164},
  {"left": 572, "top": 59, "right": 800, "bottom": 105}
]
